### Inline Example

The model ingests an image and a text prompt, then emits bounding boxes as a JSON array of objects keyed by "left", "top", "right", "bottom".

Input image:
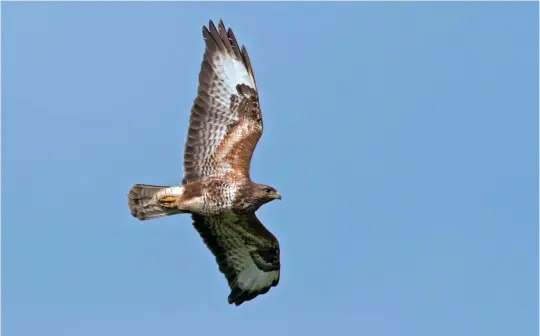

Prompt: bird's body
[
  {"left": 130, "top": 176, "right": 278, "bottom": 217},
  {"left": 127, "top": 20, "right": 282, "bottom": 306}
]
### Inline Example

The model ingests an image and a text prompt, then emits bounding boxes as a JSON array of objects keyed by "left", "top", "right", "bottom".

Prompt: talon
[
  {"left": 160, "top": 196, "right": 177, "bottom": 203},
  {"left": 159, "top": 196, "right": 179, "bottom": 208}
]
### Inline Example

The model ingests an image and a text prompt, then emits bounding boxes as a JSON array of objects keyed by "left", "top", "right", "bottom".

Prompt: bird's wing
[
  {"left": 183, "top": 20, "right": 263, "bottom": 185},
  {"left": 191, "top": 212, "right": 280, "bottom": 306}
]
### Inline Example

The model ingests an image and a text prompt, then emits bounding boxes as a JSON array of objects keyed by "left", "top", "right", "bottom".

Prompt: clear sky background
[{"left": 2, "top": 2, "right": 538, "bottom": 336}]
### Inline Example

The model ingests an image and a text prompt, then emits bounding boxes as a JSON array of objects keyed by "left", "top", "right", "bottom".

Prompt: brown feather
[{"left": 183, "top": 20, "right": 262, "bottom": 184}]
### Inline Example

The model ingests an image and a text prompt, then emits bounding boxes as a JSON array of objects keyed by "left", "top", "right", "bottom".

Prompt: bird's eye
[{"left": 264, "top": 188, "right": 273, "bottom": 193}]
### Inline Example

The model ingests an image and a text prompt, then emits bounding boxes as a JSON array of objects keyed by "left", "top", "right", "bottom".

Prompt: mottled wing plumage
[
  {"left": 191, "top": 212, "right": 280, "bottom": 306},
  {"left": 183, "top": 20, "right": 263, "bottom": 184}
]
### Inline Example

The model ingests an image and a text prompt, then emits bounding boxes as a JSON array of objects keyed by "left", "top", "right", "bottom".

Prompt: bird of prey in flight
[{"left": 128, "top": 20, "right": 282, "bottom": 306}]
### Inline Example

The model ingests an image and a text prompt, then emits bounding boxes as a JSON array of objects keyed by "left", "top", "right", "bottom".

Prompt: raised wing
[
  {"left": 183, "top": 20, "right": 263, "bottom": 185},
  {"left": 191, "top": 212, "right": 280, "bottom": 306}
]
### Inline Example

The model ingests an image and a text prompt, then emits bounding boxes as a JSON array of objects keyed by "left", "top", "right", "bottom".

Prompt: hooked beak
[{"left": 275, "top": 192, "right": 281, "bottom": 200}]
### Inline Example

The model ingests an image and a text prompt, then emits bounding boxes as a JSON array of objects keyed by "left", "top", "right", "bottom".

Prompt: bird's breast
[{"left": 197, "top": 179, "right": 242, "bottom": 215}]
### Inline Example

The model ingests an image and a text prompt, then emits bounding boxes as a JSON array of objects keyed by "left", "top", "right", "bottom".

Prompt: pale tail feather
[{"left": 128, "top": 184, "right": 185, "bottom": 220}]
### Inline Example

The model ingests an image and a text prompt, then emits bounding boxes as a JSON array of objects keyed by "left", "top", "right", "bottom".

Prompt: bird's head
[{"left": 254, "top": 184, "right": 281, "bottom": 205}]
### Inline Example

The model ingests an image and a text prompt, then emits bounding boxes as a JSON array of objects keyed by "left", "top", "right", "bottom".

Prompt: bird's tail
[{"left": 128, "top": 184, "right": 185, "bottom": 221}]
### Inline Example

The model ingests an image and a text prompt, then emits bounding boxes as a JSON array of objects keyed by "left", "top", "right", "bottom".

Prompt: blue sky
[{"left": 2, "top": 2, "right": 538, "bottom": 336}]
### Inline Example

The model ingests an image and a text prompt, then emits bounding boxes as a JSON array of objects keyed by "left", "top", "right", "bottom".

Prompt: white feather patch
[
  {"left": 154, "top": 186, "right": 184, "bottom": 201},
  {"left": 215, "top": 57, "right": 255, "bottom": 95},
  {"left": 235, "top": 250, "right": 279, "bottom": 291}
]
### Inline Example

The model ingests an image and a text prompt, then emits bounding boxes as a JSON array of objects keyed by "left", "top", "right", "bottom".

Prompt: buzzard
[{"left": 127, "top": 20, "right": 282, "bottom": 306}]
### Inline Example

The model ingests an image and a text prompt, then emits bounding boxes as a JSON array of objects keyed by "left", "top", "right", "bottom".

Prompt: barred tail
[{"left": 127, "top": 184, "right": 185, "bottom": 220}]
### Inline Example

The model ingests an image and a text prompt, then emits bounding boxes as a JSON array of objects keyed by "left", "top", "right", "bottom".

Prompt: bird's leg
[{"left": 159, "top": 196, "right": 180, "bottom": 208}]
